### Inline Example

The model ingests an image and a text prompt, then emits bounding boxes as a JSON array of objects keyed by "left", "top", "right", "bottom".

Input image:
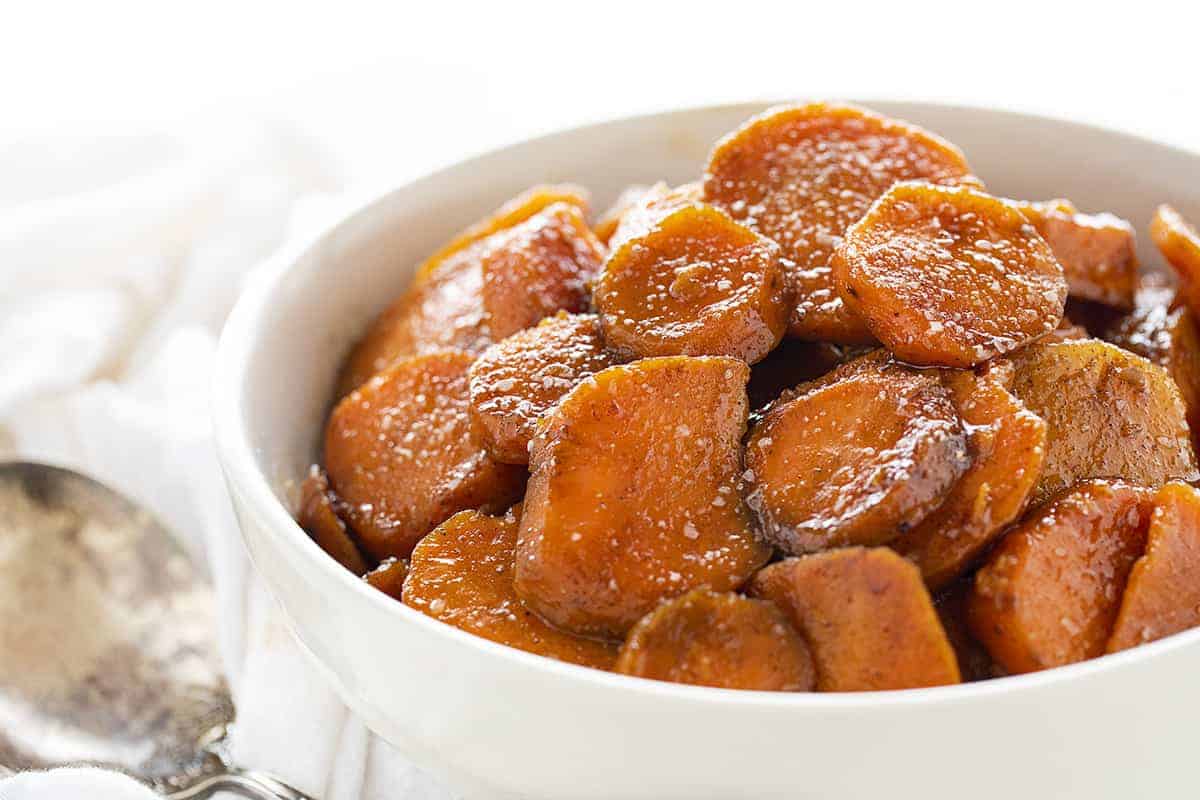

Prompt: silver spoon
[{"left": 0, "top": 461, "right": 314, "bottom": 800}]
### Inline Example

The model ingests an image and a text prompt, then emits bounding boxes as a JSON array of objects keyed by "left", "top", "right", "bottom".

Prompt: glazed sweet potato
[
  {"left": 404, "top": 508, "right": 617, "bottom": 668},
  {"left": 967, "top": 480, "right": 1153, "bottom": 674},
  {"left": 894, "top": 369, "right": 1047, "bottom": 590},
  {"left": 615, "top": 589, "right": 815, "bottom": 691},
  {"left": 605, "top": 182, "right": 703, "bottom": 251},
  {"left": 468, "top": 312, "right": 621, "bottom": 464},
  {"left": 363, "top": 557, "right": 408, "bottom": 600},
  {"left": 744, "top": 360, "right": 969, "bottom": 554},
  {"left": 1107, "top": 482, "right": 1200, "bottom": 652},
  {"left": 1150, "top": 204, "right": 1200, "bottom": 315},
  {"left": 297, "top": 465, "right": 369, "bottom": 574},
  {"left": 1008, "top": 339, "right": 1198, "bottom": 504},
  {"left": 337, "top": 202, "right": 604, "bottom": 396},
  {"left": 324, "top": 351, "right": 526, "bottom": 560},
  {"left": 1104, "top": 284, "right": 1200, "bottom": 437},
  {"left": 514, "top": 356, "right": 771, "bottom": 637},
  {"left": 750, "top": 548, "right": 961, "bottom": 692},
  {"left": 835, "top": 181, "right": 1067, "bottom": 368},
  {"left": 703, "top": 102, "right": 978, "bottom": 344},
  {"left": 594, "top": 202, "right": 791, "bottom": 364},
  {"left": 593, "top": 184, "right": 651, "bottom": 245},
  {"left": 1019, "top": 200, "right": 1138, "bottom": 309},
  {"left": 745, "top": 340, "right": 868, "bottom": 411}
]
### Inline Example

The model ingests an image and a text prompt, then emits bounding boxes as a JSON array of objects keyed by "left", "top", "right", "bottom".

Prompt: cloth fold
[{"left": 0, "top": 124, "right": 455, "bottom": 799}]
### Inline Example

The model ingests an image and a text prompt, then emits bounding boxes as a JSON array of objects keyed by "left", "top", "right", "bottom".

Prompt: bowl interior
[{"left": 222, "top": 98, "right": 1200, "bottom": 683}]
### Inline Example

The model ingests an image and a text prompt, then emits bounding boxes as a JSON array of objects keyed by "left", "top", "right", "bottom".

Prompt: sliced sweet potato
[
  {"left": 593, "top": 184, "right": 651, "bottom": 245},
  {"left": 415, "top": 184, "right": 590, "bottom": 283},
  {"left": 968, "top": 480, "right": 1152, "bottom": 673},
  {"left": 614, "top": 589, "right": 815, "bottom": 691},
  {"left": 744, "top": 360, "right": 969, "bottom": 554},
  {"left": 594, "top": 203, "right": 791, "bottom": 363},
  {"left": 606, "top": 181, "right": 704, "bottom": 252},
  {"left": 514, "top": 356, "right": 771, "bottom": 637},
  {"left": 703, "top": 102, "right": 978, "bottom": 344},
  {"left": 1150, "top": 204, "right": 1200, "bottom": 314},
  {"left": 1009, "top": 339, "right": 1198, "bottom": 504},
  {"left": 1105, "top": 283, "right": 1200, "bottom": 436},
  {"left": 297, "top": 465, "right": 369, "bottom": 574},
  {"left": 324, "top": 351, "right": 526, "bottom": 560},
  {"left": 337, "top": 202, "right": 604, "bottom": 396},
  {"left": 363, "top": 557, "right": 408, "bottom": 600},
  {"left": 1107, "top": 481, "right": 1200, "bottom": 652},
  {"left": 750, "top": 548, "right": 961, "bottom": 692},
  {"left": 404, "top": 508, "right": 617, "bottom": 669},
  {"left": 834, "top": 181, "right": 1067, "bottom": 367},
  {"left": 468, "top": 312, "right": 622, "bottom": 464},
  {"left": 894, "top": 369, "right": 1047, "bottom": 590},
  {"left": 1020, "top": 200, "right": 1138, "bottom": 309}
]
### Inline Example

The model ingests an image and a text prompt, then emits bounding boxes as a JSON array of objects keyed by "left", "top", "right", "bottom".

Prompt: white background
[{"left": 4, "top": 0, "right": 1198, "bottom": 198}]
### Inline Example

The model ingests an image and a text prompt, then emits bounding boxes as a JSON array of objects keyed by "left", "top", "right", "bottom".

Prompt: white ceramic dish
[{"left": 214, "top": 101, "right": 1200, "bottom": 800}]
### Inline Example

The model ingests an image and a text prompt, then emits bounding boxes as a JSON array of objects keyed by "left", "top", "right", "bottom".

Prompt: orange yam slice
[
  {"left": 297, "top": 465, "right": 369, "bottom": 574},
  {"left": 744, "top": 361, "right": 969, "bottom": 555},
  {"left": 468, "top": 312, "right": 621, "bottom": 464},
  {"left": 967, "top": 480, "right": 1152, "bottom": 674},
  {"left": 324, "top": 351, "right": 526, "bottom": 560},
  {"left": 1107, "top": 481, "right": 1200, "bottom": 652},
  {"left": 363, "top": 557, "right": 408, "bottom": 600},
  {"left": 514, "top": 356, "right": 771, "bottom": 638},
  {"left": 894, "top": 369, "right": 1047, "bottom": 590},
  {"left": 594, "top": 203, "right": 791, "bottom": 364},
  {"left": 1150, "top": 204, "right": 1200, "bottom": 315},
  {"left": 615, "top": 589, "right": 815, "bottom": 691},
  {"left": 704, "top": 102, "right": 978, "bottom": 343},
  {"left": 1021, "top": 200, "right": 1138, "bottom": 309},
  {"left": 404, "top": 509, "right": 617, "bottom": 669},
  {"left": 751, "top": 548, "right": 961, "bottom": 692},
  {"left": 834, "top": 181, "right": 1067, "bottom": 367}
]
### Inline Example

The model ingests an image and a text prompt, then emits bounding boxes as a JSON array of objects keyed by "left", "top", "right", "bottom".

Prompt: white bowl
[{"left": 214, "top": 101, "right": 1200, "bottom": 800}]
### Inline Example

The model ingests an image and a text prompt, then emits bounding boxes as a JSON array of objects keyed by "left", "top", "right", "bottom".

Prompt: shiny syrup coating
[
  {"left": 595, "top": 202, "right": 791, "bottom": 364},
  {"left": 1019, "top": 199, "right": 1138, "bottom": 309},
  {"left": 1009, "top": 339, "right": 1199, "bottom": 505},
  {"left": 834, "top": 181, "right": 1067, "bottom": 368},
  {"left": 968, "top": 480, "right": 1152, "bottom": 674},
  {"left": 404, "top": 508, "right": 617, "bottom": 669},
  {"left": 615, "top": 589, "right": 815, "bottom": 691},
  {"left": 1107, "top": 482, "right": 1200, "bottom": 653},
  {"left": 704, "top": 102, "right": 978, "bottom": 344},
  {"left": 744, "top": 360, "right": 969, "bottom": 555},
  {"left": 337, "top": 201, "right": 603, "bottom": 396},
  {"left": 468, "top": 312, "right": 622, "bottom": 464},
  {"left": 324, "top": 350, "right": 526, "bottom": 560},
  {"left": 894, "top": 368, "right": 1047, "bottom": 591},
  {"left": 297, "top": 465, "right": 369, "bottom": 574},
  {"left": 751, "top": 548, "right": 960, "bottom": 692},
  {"left": 514, "top": 356, "right": 770, "bottom": 638}
]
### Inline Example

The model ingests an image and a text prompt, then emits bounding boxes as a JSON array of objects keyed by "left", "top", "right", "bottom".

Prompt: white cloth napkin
[{"left": 0, "top": 125, "right": 456, "bottom": 799}]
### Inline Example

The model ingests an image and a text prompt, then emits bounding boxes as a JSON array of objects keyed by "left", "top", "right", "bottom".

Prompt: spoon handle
[{"left": 167, "top": 767, "right": 315, "bottom": 800}]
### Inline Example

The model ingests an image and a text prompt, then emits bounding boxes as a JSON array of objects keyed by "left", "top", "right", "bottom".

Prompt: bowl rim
[{"left": 213, "top": 97, "right": 1200, "bottom": 710}]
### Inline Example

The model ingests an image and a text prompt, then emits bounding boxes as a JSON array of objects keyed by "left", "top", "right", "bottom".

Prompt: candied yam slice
[
  {"left": 1105, "top": 284, "right": 1200, "bottom": 436},
  {"left": 594, "top": 203, "right": 791, "bottom": 363},
  {"left": 324, "top": 351, "right": 526, "bottom": 560},
  {"left": 337, "top": 202, "right": 604, "bottom": 396},
  {"left": 746, "top": 340, "right": 867, "bottom": 410},
  {"left": 615, "top": 589, "right": 814, "bottom": 691},
  {"left": 1107, "top": 482, "right": 1200, "bottom": 652},
  {"left": 416, "top": 184, "right": 590, "bottom": 283},
  {"left": 593, "top": 184, "right": 652, "bottom": 245},
  {"left": 744, "top": 361, "right": 969, "bottom": 555},
  {"left": 297, "top": 465, "right": 369, "bottom": 574},
  {"left": 834, "top": 181, "right": 1067, "bottom": 367},
  {"left": 606, "top": 181, "right": 704, "bottom": 252},
  {"left": 1020, "top": 200, "right": 1138, "bottom": 309},
  {"left": 514, "top": 356, "right": 771, "bottom": 637},
  {"left": 1150, "top": 204, "right": 1200, "bottom": 314},
  {"left": 967, "top": 480, "right": 1152, "bottom": 674},
  {"left": 750, "top": 548, "right": 961, "bottom": 692},
  {"left": 364, "top": 557, "right": 408, "bottom": 600},
  {"left": 894, "top": 369, "right": 1047, "bottom": 590},
  {"left": 469, "top": 312, "right": 622, "bottom": 464},
  {"left": 703, "top": 102, "right": 978, "bottom": 344},
  {"left": 404, "top": 509, "right": 617, "bottom": 669},
  {"left": 1009, "top": 339, "right": 1198, "bottom": 504}
]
